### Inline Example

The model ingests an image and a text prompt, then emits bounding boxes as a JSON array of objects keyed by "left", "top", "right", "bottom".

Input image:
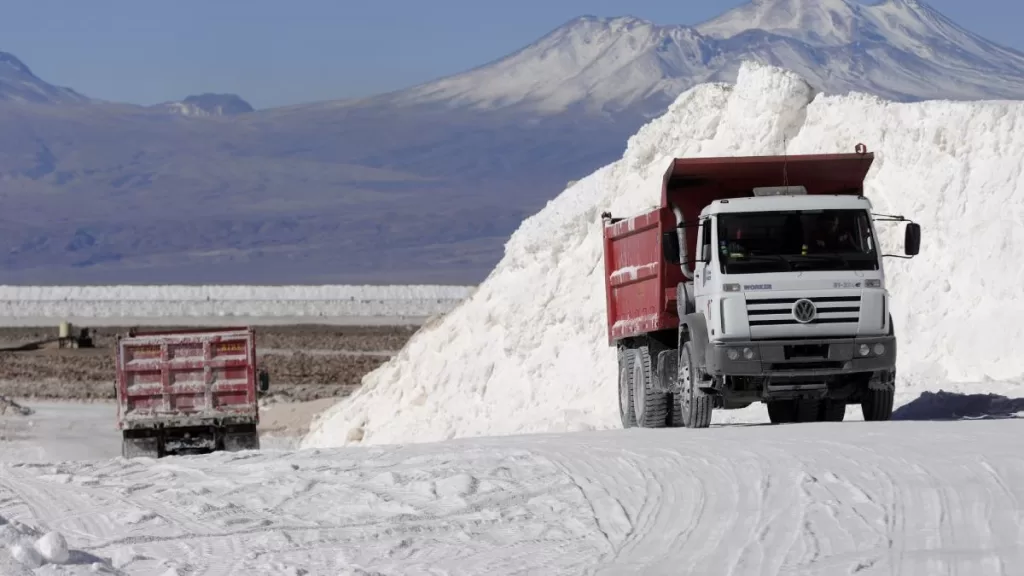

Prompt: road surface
[{"left": 0, "top": 401, "right": 1021, "bottom": 574}]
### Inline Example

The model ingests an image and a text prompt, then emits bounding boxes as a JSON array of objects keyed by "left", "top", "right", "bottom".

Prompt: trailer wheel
[
  {"left": 677, "top": 340, "right": 712, "bottom": 428},
  {"left": 632, "top": 346, "right": 669, "bottom": 428},
  {"left": 861, "top": 388, "right": 894, "bottom": 421},
  {"left": 223, "top": 424, "right": 261, "bottom": 452},
  {"left": 122, "top": 432, "right": 160, "bottom": 459},
  {"left": 618, "top": 347, "right": 637, "bottom": 429}
]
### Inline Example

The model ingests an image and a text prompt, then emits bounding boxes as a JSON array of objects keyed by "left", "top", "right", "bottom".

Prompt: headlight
[
  {"left": 873, "top": 343, "right": 885, "bottom": 355},
  {"left": 743, "top": 347, "right": 755, "bottom": 360},
  {"left": 859, "top": 344, "right": 870, "bottom": 356},
  {"left": 727, "top": 348, "right": 740, "bottom": 360}
]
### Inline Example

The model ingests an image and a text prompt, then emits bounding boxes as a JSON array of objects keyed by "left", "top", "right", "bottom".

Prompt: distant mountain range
[
  {"left": 158, "top": 93, "right": 255, "bottom": 117},
  {"left": 2, "top": 0, "right": 1023, "bottom": 285}
]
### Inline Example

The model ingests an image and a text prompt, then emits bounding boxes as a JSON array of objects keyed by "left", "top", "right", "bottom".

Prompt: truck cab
[{"left": 602, "top": 148, "right": 921, "bottom": 428}]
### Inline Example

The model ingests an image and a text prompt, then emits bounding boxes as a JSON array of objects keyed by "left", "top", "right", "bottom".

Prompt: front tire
[
  {"left": 862, "top": 388, "right": 894, "bottom": 421},
  {"left": 677, "top": 340, "right": 712, "bottom": 428}
]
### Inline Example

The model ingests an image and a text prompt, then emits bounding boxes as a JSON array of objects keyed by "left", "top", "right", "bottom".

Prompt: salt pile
[
  {"left": 0, "top": 515, "right": 73, "bottom": 572},
  {"left": 303, "top": 61, "right": 1024, "bottom": 448}
]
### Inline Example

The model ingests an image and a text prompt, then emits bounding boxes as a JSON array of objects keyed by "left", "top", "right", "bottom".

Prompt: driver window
[{"left": 700, "top": 218, "right": 712, "bottom": 262}]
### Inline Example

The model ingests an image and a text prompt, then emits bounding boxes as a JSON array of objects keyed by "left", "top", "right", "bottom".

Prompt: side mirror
[
  {"left": 258, "top": 369, "right": 270, "bottom": 394},
  {"left": 662, "top": 232, "right": 681, "bottom": 264},
  {"left": 904, "top": 222, "right": 921, "bottom": 256}
]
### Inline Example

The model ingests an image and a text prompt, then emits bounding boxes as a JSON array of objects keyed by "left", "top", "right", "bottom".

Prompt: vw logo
[{"left": 792, "top": 299, "right": 816, "bottom": 323}]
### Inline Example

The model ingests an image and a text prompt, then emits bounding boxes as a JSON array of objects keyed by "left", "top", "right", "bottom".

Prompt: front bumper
[{"left": 707, "top": 335, "right": 896, "bottom": 377}]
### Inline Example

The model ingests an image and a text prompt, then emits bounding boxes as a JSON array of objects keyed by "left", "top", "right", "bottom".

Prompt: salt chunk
[
  {"left": 11, "top": 542, "right": 44, "bottom": 567},
  {"left": 35, "top": 531, "right": 70, "bottom": 564}
]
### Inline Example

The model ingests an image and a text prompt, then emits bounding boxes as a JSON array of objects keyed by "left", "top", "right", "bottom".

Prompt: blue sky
[{"left": 1, "top": 0, "right": 1017, "bottom": 109}]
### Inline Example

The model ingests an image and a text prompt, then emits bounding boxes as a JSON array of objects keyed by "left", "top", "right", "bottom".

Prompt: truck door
[{"left": 694, "top": 217, "right": 714, "bottom": 328}]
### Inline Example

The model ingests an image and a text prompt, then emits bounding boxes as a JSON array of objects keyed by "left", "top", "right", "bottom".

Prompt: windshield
[{"left": 716, "top": 209, "right": 879, "bottom": 273}]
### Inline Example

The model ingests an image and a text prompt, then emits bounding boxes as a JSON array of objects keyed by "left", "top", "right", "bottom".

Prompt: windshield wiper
[
  {"left": 792, "top": 253, "right": 851, "bottom": 269},
  {"left": 730, "top": 254, "right": 793, "bottom": 271}
]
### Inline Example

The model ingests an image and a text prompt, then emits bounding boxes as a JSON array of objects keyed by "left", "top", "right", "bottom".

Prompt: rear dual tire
[
  {"left": 617, "top": 340, "right": 713, "bottom": 429},
  {"left": 618, "top": 346, "right": 672, "bottom": 428},
  {"left": 632, "top": 346, "right": 670, "bottom": 428}
]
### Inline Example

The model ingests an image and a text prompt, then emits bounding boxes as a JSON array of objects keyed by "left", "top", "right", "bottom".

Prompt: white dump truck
[{"left": 601, "top": 147, "right": 921, "bottom": 428}]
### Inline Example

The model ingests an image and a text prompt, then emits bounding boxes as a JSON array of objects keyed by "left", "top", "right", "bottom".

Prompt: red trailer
[{"left": 115, "top": 327, "right": 270, "bottom": 458}]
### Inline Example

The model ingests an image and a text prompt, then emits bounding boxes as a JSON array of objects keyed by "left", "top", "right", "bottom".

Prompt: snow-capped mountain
[
  {"left": 3, "top": 0, "right": 1024, "bottom": 286},
  {"left": 397, "top": 0, "right": 1024, "bottom": 115},
  {"left": 158, "top": 93, "right": 254, "bottom": 117},
  {"left": 0, "top": 51, "right": 89, "bottom": 104}
]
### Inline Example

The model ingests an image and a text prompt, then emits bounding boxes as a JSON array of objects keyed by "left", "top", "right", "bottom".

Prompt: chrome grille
[{"left": 746, "top": 295, "right": 861, "bottom": 327}]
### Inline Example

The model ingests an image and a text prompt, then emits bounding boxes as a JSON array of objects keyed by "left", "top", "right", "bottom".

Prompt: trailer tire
[
  {"left": 677, "top": 340, "right": 712, "bottom": 428},
  {"left": 618, "top": 347, "right": 637, "bottom": 429},
  {"left": 122, "top": 432, "right": 160, "bottom": 459},
  {"left": 223, "top": 424, "right": 261, "bottom": 452},
  {"left": 861, "top": 388, "right": 894, "bottom": 421},
  {"left": 632, "top": 346, "right": 669, "bottom": 428}
]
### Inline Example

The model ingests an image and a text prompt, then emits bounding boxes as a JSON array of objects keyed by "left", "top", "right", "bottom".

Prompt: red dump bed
[
  {"left": 115, "top": 327, "right": 260, "bottom": 429},
  {"left": 602, "top": 150, "right": 875, "bottom": 344}
]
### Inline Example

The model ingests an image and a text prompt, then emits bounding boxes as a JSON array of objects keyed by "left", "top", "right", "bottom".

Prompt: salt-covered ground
[{"left": 0, "top": 398, "right": 1022, "bottom": 574}]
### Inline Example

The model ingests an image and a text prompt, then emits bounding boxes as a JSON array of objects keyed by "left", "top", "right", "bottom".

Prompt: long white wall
[{"left": 0, "top": 285, "right": 474, "bottom": 325}]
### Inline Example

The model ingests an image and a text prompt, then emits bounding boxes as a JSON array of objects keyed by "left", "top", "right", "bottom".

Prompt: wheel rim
[{"left": 678, "top": 348, "right": 691, "bottom": 412}]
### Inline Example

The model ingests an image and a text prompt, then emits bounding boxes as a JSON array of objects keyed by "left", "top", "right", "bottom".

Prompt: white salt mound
[
  {"left": 9, "top": 543, "right": 43, "bottom": 569},
  {"left": 302, "top": 61, "right": 1024, "bottom": 448},
  {"left": 0, "top": 517, "right": 73, "bottom": 572},
  {"left": 36, "top": 531, "right": 69, "bottom": 564}
]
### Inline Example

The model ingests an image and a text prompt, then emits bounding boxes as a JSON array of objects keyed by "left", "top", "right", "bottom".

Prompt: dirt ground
[{"left": 0, "top": 324, "right": 418, "bottom": 402}]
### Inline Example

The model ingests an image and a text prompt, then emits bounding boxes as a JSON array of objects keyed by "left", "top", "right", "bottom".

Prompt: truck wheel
[
  {"left": 862, "top": 388, "right": 894, "bottom": 421},
  {"left": 122, "top": 433, "right": 160, "bottom": 459},
  {"left": 223, "top": 424, "right": 261, "bottom": 452},
  {"left": 618, "top": 347, "right": 637, "bottom": 429},
  {"left": 677, "top": 340, "right": 712, "bottom": 428},
  {"left": 632, "top": 346, "right": 669, "bottom": 428},
  {"left": 818, "top": 400, "right": 846, "bottom": 422}
]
